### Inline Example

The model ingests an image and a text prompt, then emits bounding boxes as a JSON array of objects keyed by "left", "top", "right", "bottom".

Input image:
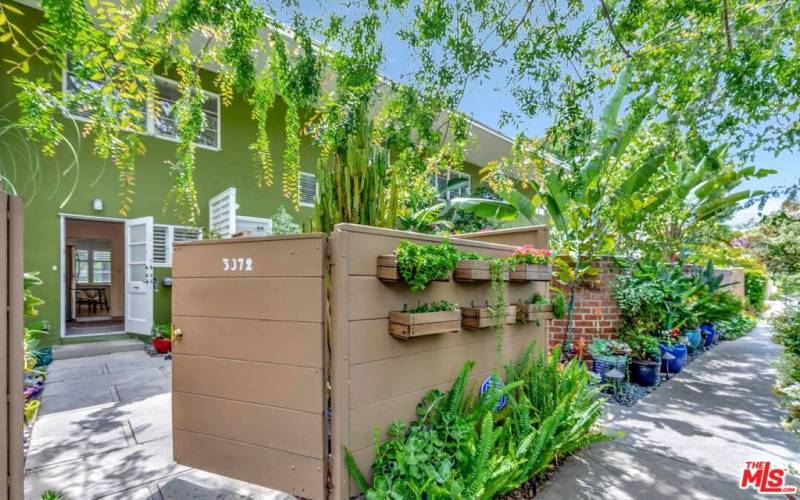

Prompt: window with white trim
[
  {"left": 299, "top": 172, "right": 317, "bottom": 207},
  {"left": 152, "top": 77, "right": 220, "bottom": 149},
  {"left": 153, "top": 224, "right": 202, "bottom": 267},
  {"left": 63, "top": 57, "right": 220, "bottom": 149},
  {"left": 430, "top": 170, "right": 471, "bottom": 200},
  {"left": 92, "top": 250, "right": 112, "bottom": 284},
  {"left": 63, "top": 54, "right": 147, "bottom": 127}
]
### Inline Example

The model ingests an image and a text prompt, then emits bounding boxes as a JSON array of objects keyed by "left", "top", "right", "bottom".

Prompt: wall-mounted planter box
[
  {"left": 509, "top": 264, "right": 552, "bottom": 282},
  {"left": 453, "top": 259, "right": 509, "bottom": 282},
  {"left": 376, "top": 255, "right": 451, "bottom": 284},
  {"left": 462, "top": 305, "right": 517, "bottom": 329},
  {"left": 517, "top": 303, "right": 554, "bottom": 322},
  {"left": 388, "top": 310, "right": 461, "bottom": 339}
]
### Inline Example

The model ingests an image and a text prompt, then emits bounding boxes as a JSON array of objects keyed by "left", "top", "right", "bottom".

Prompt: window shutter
[
  {"left": 173, "top": 226, "right": 202, "bottom": 243},
  {"left": 153, "top": 225, "right": 169, "bottom": 265},
  {"left": 299, "top": 172, "right": 317, "bottom": 207},
  {"left": 209, "top": 188, "right": 237, "bottom": 239}
]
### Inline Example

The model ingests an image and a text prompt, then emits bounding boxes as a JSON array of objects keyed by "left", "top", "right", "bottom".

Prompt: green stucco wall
[
  {"left": 2, "top": 3, "right": 507, "bottom": 345},
  {"left": 1, "top": 3, "right": 317, "bottom": 344}
]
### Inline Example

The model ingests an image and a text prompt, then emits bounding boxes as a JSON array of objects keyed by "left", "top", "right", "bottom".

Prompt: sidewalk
[
  {"left": 24, "top": 349, "right": 292, "bottom": 499},
  {"left": 538, "top": 325, "right": 800, "bottom": 499}
]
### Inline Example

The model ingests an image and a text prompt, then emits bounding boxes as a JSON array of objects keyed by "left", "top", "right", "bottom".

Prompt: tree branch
[
  {"left": 722, "top": 0, "right": 733, "bottom": 51},
  {"left": 599, "top": 0, "right": 632, "bottom": 59}
]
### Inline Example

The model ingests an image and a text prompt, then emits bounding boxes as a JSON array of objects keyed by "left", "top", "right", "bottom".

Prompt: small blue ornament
[{"left": 480, "top": 374, "right": 507, "bottom": 411}]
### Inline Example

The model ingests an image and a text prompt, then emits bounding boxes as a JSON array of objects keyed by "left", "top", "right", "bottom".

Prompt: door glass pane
[
  {"left": 74, "top": 249, "right": 89, "bottom": 284},
  {"left": 129, "top": 243, "right": 146, "bottom": 262},
  {"left": 129, "top": 224, "right": 146, "bottom": 244},
  {"left": 129, "top": 263, "right": 146, "bottom": 282}
]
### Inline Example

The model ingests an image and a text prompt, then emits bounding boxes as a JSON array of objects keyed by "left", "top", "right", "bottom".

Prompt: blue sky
[{"left": 290, "top": 0, "right": 797, "bottom": 221}]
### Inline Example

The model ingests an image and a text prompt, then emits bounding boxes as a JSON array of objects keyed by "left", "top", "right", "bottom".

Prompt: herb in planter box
[
  {"left": 509, "top": 245, "right": 553, "bottom": 282},
  {"left": 389, "top": 300, "right": 461, "bottom": 339},
  {"left": 453, "top": 253, "right": 508, "bottom": 282},
  {"left": 517, "top": 292, "right": 554, "bottom": 322},
  {"left": 462, "top": 301, "right": 517, "bottom": 329},
  {"left": 382, "top": 240, "right": 461, "bottom": 291}
]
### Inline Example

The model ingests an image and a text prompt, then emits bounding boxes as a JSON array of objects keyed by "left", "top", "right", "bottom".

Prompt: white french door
[{"left": 125, "top": 216, "right": 154, "bottom": 334}]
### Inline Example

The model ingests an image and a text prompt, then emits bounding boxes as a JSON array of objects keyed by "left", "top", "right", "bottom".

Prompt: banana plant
[{"left": 639, "top": 155, "right": 775, "bottom": 260}]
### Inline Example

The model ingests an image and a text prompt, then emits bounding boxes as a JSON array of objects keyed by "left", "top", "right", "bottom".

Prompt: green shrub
[
  {"left": 271, "top": 206, "right": 302, "bottom": 235},
  {"left": 771, "top": 303, "right": 800, "bottom": 437},
  {"left": 395, "top": 240, "right": 461, "bottom": 292},
  {"left": 717, "top": 314, "right": 756, "bottom": 341},
  {"left": 744, "top": 270, "right": 767, "bottom": 313},
  {"left": 345, "top": 345, "right": 609, "bottom": 498}
]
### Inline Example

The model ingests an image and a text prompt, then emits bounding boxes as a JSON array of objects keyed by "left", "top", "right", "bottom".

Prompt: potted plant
[
  {"left": 389, "top": 300, "right": 461, "bottom": 339},
  {"left": 151, "top": 323, "right": 172, "bottom": 353},
  {"left": 622, "top": 332, "right": 661, "bottom": 387},
  {"left": 508, "top": 245, "right": 552, "bottom": 282},
  {"left": 587, "top": 338, "right": 630, "bottom": 383},
  {"left": 24, "top": 399, "right": 40, "bottom": 424},
  {"left": 659, "top": 328, "right": 688, "bottom": 374},
  {"left": 684, "top": 328, "right": 703, "bottom": 352}
]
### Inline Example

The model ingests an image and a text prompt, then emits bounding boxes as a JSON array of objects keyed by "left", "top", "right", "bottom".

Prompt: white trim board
[{"left": 59, "top": 213, "right": 128, "bottom": 339}]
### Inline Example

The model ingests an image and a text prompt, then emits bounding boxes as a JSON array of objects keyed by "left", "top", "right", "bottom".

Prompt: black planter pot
[{"left": 631, "top": 359, "right": 660, "bottom": 387}]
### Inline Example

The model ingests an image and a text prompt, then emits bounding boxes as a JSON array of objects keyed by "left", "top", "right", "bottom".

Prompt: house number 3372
[{"left": 222, "top": 257, "right": 254, "bottom": 272}]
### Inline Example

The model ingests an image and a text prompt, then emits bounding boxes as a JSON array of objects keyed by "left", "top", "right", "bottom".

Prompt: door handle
[{"left": 172, "top": 327, "right": 183, "bottom": 342}]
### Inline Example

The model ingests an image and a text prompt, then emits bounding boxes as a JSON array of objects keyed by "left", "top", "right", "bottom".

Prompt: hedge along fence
[{"left": 171, "top": 223, "right": 550, "bottom": 499}]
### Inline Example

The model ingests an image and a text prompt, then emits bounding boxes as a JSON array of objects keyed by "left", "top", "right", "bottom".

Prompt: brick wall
[{"left": 548, "top": 257, "right": 622, "bottom": 350}]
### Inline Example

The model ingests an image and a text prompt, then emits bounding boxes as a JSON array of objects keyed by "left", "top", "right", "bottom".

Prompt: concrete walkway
[
  {"left": 24, "top": 349, "right": 292, "bottom": 499},
  {"left": 538, "top": 325, "right": 800, "bottom": 499}
]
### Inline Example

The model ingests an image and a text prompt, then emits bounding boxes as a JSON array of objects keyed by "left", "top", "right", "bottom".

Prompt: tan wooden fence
[
  {"left": 171, "top": 223, "right": 549, "bottom": 499},
  {"left": 1, "top": 191, "right": 24, "bottom": 500}
]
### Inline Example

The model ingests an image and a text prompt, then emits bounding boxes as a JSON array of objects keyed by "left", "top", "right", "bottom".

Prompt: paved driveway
[{"left": 25, "top": 350, "right": 293, "bottom": 499}]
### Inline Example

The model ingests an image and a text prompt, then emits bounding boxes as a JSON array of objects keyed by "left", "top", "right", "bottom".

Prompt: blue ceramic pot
[
  {"left": 685, "top": 329, "right": 702, "bottom": 351},
  {"left": 631, "top": 359, "right": 660, "bottom": 387},
  {"left": 701, "top": 323, "right": 716, "bottom": 347},
  {"left": 659, "top": 343, "right": 687, "bottom": 374}
]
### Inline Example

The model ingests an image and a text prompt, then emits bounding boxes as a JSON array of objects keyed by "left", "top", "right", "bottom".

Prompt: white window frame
[
  {"left": 299, "top": 172, "right": 318, "bottom": 208},
  {"left": 61, "top": 59, "right": 222, "bottom": 151},
  {"left": 149, "top": 75, "right": 221, "bottom": 151},
  {"left": 153, "top": 224, "right": 203, "bottom": 267},
  {"left": 431, "top": 170, "right": 471, "bottom": 201}
]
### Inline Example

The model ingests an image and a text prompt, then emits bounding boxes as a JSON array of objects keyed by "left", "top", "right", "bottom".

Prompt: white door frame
[{"left": 59, "top": 213, "right": 128, "bottom": 338}]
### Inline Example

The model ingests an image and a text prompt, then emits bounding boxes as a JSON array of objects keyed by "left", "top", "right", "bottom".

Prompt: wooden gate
[
  {"left": 170, "top": 225, "right": 550, "bottom": 499},
  {"left": 171, "top": 234, "right": 328, "bottom": 499},
  {"left": 1, "top": 192, "right": 24, "bottom": 500}
]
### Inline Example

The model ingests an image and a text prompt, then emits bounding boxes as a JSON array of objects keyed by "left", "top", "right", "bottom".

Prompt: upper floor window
[
  {"left": 152, "top": 77, "right": 220, "bottom": 149},
  {"left": 63, "top": 56, "right": 221, "bottom": 150},
  {"left": 430, "top": 170, "right": 471, "bottom": 200},
  {"left": 299, "top": 172, "right": 317, "bottom": 207}
]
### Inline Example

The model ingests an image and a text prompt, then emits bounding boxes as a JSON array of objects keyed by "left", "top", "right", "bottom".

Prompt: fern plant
[{"left": 345, "top": 344, "right": 610, "bottom": 498}]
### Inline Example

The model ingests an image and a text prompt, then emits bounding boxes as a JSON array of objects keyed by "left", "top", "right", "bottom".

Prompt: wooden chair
[{"left": 75, "top": 289, "right": 100, "bottom": 315}]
